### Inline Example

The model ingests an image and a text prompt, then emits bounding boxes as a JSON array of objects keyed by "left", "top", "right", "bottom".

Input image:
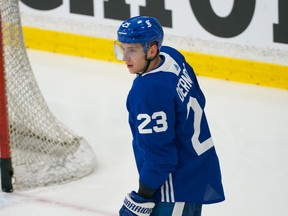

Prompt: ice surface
[{"left": 0, "top": 49, "right": 287, "bottom": 215}]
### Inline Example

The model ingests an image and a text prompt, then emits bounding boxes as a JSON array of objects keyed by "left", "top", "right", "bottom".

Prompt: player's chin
[
  {"left": 127, "top": 66, "right": 136, "bottom": 74},
  {"left": 128, "top": 70, "right": 138, "bottom": 74}
]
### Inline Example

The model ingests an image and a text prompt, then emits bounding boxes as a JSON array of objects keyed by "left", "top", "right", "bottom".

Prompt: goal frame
[{"left": 0, "top": 0, "right": 97, "bottom": 193}]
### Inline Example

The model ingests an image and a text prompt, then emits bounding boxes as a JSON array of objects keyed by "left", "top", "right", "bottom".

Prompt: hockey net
[{"left": 0, "top": 0, "right": 97, "bottom": 192}]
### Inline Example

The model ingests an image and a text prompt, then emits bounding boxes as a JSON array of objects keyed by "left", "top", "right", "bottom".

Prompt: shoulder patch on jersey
[{"left": 173, "top": 63, "right": 180, "bottom": 73}]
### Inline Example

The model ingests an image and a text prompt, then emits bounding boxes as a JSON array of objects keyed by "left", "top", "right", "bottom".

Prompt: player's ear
[{"left": 148, "top": 42, "right": 158, "bottom": 58}]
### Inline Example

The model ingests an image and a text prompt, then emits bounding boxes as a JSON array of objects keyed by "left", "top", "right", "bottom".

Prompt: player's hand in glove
[{"left": 119, "top": 191, "right": 155, "bottom": 216}]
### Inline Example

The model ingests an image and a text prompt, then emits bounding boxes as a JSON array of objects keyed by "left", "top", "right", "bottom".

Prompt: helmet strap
[{"left": 140, "top": 50, "right": 159, "bottom": 75}]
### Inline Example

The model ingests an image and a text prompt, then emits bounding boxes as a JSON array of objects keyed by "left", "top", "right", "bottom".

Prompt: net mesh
[{"left": 0, "top": 0, "right": 97, "bottom": 190}]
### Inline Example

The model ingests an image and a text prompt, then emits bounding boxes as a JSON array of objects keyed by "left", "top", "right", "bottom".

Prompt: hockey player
[{"left": 114, "top": 16, "right": 225, "bottom": 216}]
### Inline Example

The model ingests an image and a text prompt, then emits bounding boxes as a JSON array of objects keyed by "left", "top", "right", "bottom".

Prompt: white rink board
[{"left": 19, "top": 0, "right": 288, "bottom": 65}]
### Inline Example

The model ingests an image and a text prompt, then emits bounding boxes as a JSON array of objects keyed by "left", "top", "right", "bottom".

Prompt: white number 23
[{"left": 137, "top": 111, "right": 168, "bottom": 134}]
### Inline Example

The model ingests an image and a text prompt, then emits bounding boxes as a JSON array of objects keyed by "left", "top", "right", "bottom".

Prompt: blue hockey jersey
[{"left": 126, "top": 46, "right": 225, "bottom": 204}]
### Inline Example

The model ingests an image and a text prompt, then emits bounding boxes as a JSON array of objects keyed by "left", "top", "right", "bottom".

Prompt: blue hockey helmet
[{"left": 117, "top": 16, "right": 164, "bottom": 52}]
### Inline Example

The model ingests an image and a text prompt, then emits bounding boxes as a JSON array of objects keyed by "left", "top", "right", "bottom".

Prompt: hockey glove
[{"left": 119, "top": 191, "right": 155, "bottom": 216}]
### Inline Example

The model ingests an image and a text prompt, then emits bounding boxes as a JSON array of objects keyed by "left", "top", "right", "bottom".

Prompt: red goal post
[{"left": 0, "top": 12, "right": 13, "bottom": 192}]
